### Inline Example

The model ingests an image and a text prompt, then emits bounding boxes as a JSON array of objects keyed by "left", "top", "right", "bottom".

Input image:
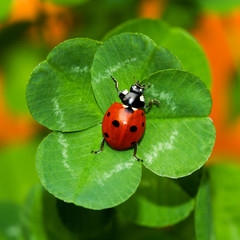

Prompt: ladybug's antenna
[{"left": 135, "top": 81, "right": 150, "bottom": 89}]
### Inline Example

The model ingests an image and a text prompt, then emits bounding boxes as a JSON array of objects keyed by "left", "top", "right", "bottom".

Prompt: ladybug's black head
[{"left": 130, "top": 81, "right": 147, "bottom": 96}]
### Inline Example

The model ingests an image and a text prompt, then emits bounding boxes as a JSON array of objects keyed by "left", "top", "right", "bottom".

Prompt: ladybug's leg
[
  {"left": 111, "top": 76, "right": 121, "bottom": 94},
  {"left": 91, "top": 138, "right": 105, "bottom": 154},
  {"left": 133, "top": 143, "right": 143, "bottom": 162},
  {"left": 144, "top": 99, "right": 160, "bottom": 108}
]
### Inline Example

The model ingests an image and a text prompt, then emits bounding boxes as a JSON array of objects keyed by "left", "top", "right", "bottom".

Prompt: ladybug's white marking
[
  {"left": 140, "top": 95, "right": 145, "bottom": 102},
  {"left": 123, "top": 105, "right": 137, "bottom": 111},
  {"left": 122, "top": 89, "right": 128, "bottom": 95},
  {"left": 97, "top": 161, "right": 134, "bottom": 185},
  {"left": 145, "top": 130, "right": 179, "bottom": 165},
  {"left": 52, "top": 98, "right": 65, "bottom": 128},
  {"left": 57, "top": 134, "right": 74, "bottom": 176}
]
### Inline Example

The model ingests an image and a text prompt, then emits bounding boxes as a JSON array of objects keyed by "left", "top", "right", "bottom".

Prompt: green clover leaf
[
  {"left": 37, "top": 126, "right": 142, "bottom": 210},
  {"left": 139, "top": 70, "right": 215, "bottom": 177},
  {"left": 92, "top": 32, "right": 182, "bottom": 113},
  {"left": 195, "top": 169, "right": 215, "bottom": 240},
  {"left": 27, "top": 39, "right": 103, "bottom": 132},
  {"left": 103, "top": 18, "right": 211, "bottom": 89},
  {"left": 27, "top": 30, "right": 215, "bottom": 210},
  {"left": 117, "top": 167, "right": 194, "bottom": 227},
  {"left": 21, "top": 185, "right": 113, "bottom": 239},
  {"left": 208, "top": 164, "right": 240, "bottom": 240}
]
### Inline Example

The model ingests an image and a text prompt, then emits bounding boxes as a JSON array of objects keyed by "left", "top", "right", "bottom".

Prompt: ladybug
[{"left": 91, "top": 76, "right": 159, "bottom": 161}]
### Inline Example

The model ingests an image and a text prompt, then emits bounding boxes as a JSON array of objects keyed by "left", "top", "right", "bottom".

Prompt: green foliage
[
  {"left": 0, "top": 141, "right": 41, "bottom": 239},
  {"left": 20, "top": 185, "right": 196, "bottom": 240},
  {"left": 103, "top": 18, "right": 211, "bottom": 89},
  {"left": 57, "top": 200, "right": 113, "bottom": 239},
  {"left": 174, "top": 168, "right": 202, "bottom": 197},
  {"left": 21, "top": 185, "right": 114, "bottom": 240},
  {"left": 0, "top": 141, "right": 40, "bottom": 204},
  {"left": 230, "top": 68, "right": 240, "bottom": 120},
  {"left": 139, "top": 70, "right": 214, "bottom": 177},
  {"left": 117, "top": 167, "right": 194, "bottom": 227},
  {"left": 37, "top": 126, "right": 142, "bottom": 210},
  {"left": 27, "top": 39, "right": 103, "bottom": 132},
  {"left": 116, "top": 224, "right": 186, "bottom": 240},
  {"left": 209, "top": 164, "right": 240, "bottom": 240},
  {"left": 198, "top": 0, "right": 240, "bottom": 13},
  {"left": 0, "top": 0, "right": 13, "bottom": 22},
  {"left": 27, "top": 19, "right": 215, "bottom": 210},
  {"left": 21, "top": 186, "right": 49, "bottom": 240},
  {"left": 44, "top": 0, "right": 90, "bottom": 6},
  {"left": 2, "top": 42, "right": 46, "bottom": 114},
  {"left": 161, "top": 0, "right": 200, "bottom": 28},
  {"left": 161, "top": 0, "right": 240, "bottom": 17},
  {"left": 92, "top": 33, "right": 182, "bottom": 113},
  {"left": 0, "top": 202, "right": 21, "bottom": 240},
  {"left": 71, "top": 0, "right": 139, "bottom": 40},
  {"left": 195, "top": 170, "right": 215, "bottom": 240},
  {"left": 16, "top": 164, "right": 240, "bottom": 240}
]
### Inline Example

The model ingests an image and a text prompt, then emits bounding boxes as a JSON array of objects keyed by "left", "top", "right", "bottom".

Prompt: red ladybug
[{"left": 92, "top": 76, "right": 159, "bottom": 161}]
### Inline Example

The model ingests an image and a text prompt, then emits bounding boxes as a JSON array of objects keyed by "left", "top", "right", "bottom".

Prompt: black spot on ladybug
[
  {"left": 104, "top": 132, "right": 109, "bottom": 138},
  {"left": 130, "top": 126, "right": 137, "bottom": 132},
  {"left": 112, "top": 120, "right": 120, "bottom": 127},
  {"left": 142, "top": 122, "right": 145, "bottom": 127},
  {"left": 107, "top": 112, "right": 110, "bottom": 117},
  {"left": 131, "top": 141, "right": 136, "bottom": 145},
  {"left": 125, "top": 107, "right": 133, "bottom": 113},
  {"left": 141, "top": 112, "right": 144, "bottom": 116}
]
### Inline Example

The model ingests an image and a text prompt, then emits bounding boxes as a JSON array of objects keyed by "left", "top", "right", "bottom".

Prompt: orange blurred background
[{"left": 0, "top": 0, "right": 73, "bottom": 145}]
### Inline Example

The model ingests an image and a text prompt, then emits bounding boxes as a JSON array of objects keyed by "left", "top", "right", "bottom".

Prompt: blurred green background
[{"left": 0, "top": 0, "right": 240, "bottom": 239}]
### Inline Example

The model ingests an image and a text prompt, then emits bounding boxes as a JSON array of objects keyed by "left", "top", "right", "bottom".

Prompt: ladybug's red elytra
[{"left": 91, "top": 76, "right": 159, "bottom": 162}]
